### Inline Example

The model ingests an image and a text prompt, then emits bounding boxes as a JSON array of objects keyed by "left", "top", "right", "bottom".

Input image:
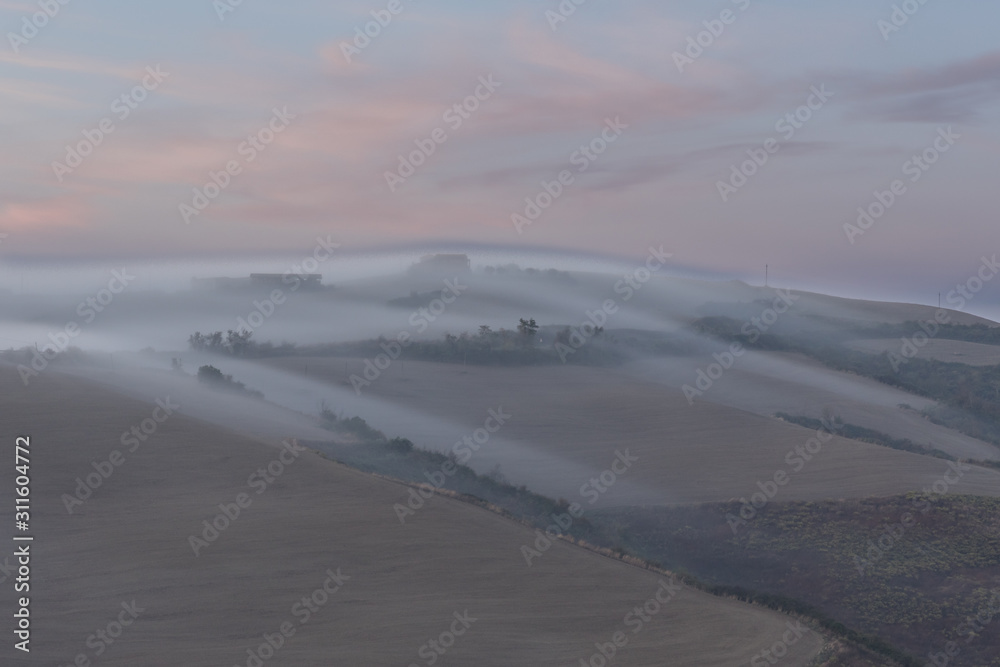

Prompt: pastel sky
[{"left": 2, "top": 0, "right": 999, "bottom": 305}]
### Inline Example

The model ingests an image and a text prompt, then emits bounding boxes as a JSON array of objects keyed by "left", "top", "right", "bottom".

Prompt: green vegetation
[
  {"left": 188, "top": 329, "right": 296, "bottom": 358},
  {"left": 319, "top": 406, "right": 387, "bottom": 442},
  {"left": 187, "top": 321, "right": 629, "bottom": 366},
  {"left": 195, "top": 364, "right": 263, "bottom": 398}
]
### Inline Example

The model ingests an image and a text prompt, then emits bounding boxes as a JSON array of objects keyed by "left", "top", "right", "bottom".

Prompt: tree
[
  {"left": 188, "top": 332, "right": 207, "bottom": 351},
  {"left": 225, "top": 329, "right": 253, "bottom": 356},
  {"left": 517, "top": 318, "right": 539, "bottom": 348},
  {"left": 188, "top": 329, "right": 254, "bottom": 356},
  {"left": 197, "top": 364, "right": 226, "bottom": 384},
  {"left": 196, "top": 365, "right": 263, "bottom": 399},
  {"left": 517, "top": 318, "right": 539, "bottom": 339}
]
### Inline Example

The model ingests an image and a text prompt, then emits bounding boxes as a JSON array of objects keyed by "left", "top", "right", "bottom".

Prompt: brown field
[
  {"left": 262, "top": 357, "right": 1000, "bottom": 506},
  {"left": 847, "top": 337, "right": 1000, "bottom": 366},
  {"left": 623, "top": 351, "right": 1000, "bottom": 462},
  {"left": 0, "top": 364, "right": 825, "bottom": 666}
]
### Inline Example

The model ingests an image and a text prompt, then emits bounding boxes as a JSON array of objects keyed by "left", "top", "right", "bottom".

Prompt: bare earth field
[
  {"left": 0, "top": 364, "right": 824, "bottom": 666},
  {"left": 624, "top": 351, "right": 1000, "bottom": 462},
  {"left": 847, "top": 337, "right": 1000, "bottom": 367},
  {"left": 262, "top": 357, "right": 1000, "bottom": 505}
]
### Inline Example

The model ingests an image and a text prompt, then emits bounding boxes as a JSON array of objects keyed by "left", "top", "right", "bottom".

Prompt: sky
[{"left": 1, "top": 0, "right": 999, "bottom": 309}]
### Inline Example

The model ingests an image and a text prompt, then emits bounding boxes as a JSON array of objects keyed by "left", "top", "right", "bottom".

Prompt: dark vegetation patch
[
  {"left": 195, "top": 364, "right": 263, "bottom": 398},
  {"left": 594, "top": 496, "right": 1000, "bottom": 667}
]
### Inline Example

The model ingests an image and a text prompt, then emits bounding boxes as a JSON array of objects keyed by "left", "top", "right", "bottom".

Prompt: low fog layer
[{"left": 3, "top": 249, "right": 999, "bottom": 505}]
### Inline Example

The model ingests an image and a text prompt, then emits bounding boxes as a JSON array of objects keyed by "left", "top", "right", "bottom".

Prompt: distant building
[{"left": 409, "top": 254, "right": 471, "bottom": 276}]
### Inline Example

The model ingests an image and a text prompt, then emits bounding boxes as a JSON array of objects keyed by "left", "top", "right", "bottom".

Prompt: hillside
[{"left": 0, "top": 364, "right": 824, "bottom": 665}]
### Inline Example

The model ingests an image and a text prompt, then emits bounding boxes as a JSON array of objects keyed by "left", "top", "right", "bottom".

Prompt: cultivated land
[
  {"left": 261, "top": 357, "right": 1000, "bottom": 505},
  {"left": 6, "top": 273, "right": 1000, "bottom": 665},
  {"left": 623, "top": 351, "right": 1000, "bottom": 462},
  {"left": 0, "top": 365, "right": 824, "bottom": 666}
]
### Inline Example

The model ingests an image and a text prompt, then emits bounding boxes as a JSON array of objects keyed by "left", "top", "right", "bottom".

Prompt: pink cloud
[{"left": 0, "top": 195, "right": 92, "bottom": 231}]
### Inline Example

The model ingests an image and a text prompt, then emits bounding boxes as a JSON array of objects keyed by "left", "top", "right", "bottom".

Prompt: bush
[
  {"left": 197, "top": 364, "right": 225, "bottom": 383},
  {"left": 319, "top": 406, "right": 386, "bottom": 442},
  {"left": 196, "top": 365, "right": 263, "bottom": 398}
]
